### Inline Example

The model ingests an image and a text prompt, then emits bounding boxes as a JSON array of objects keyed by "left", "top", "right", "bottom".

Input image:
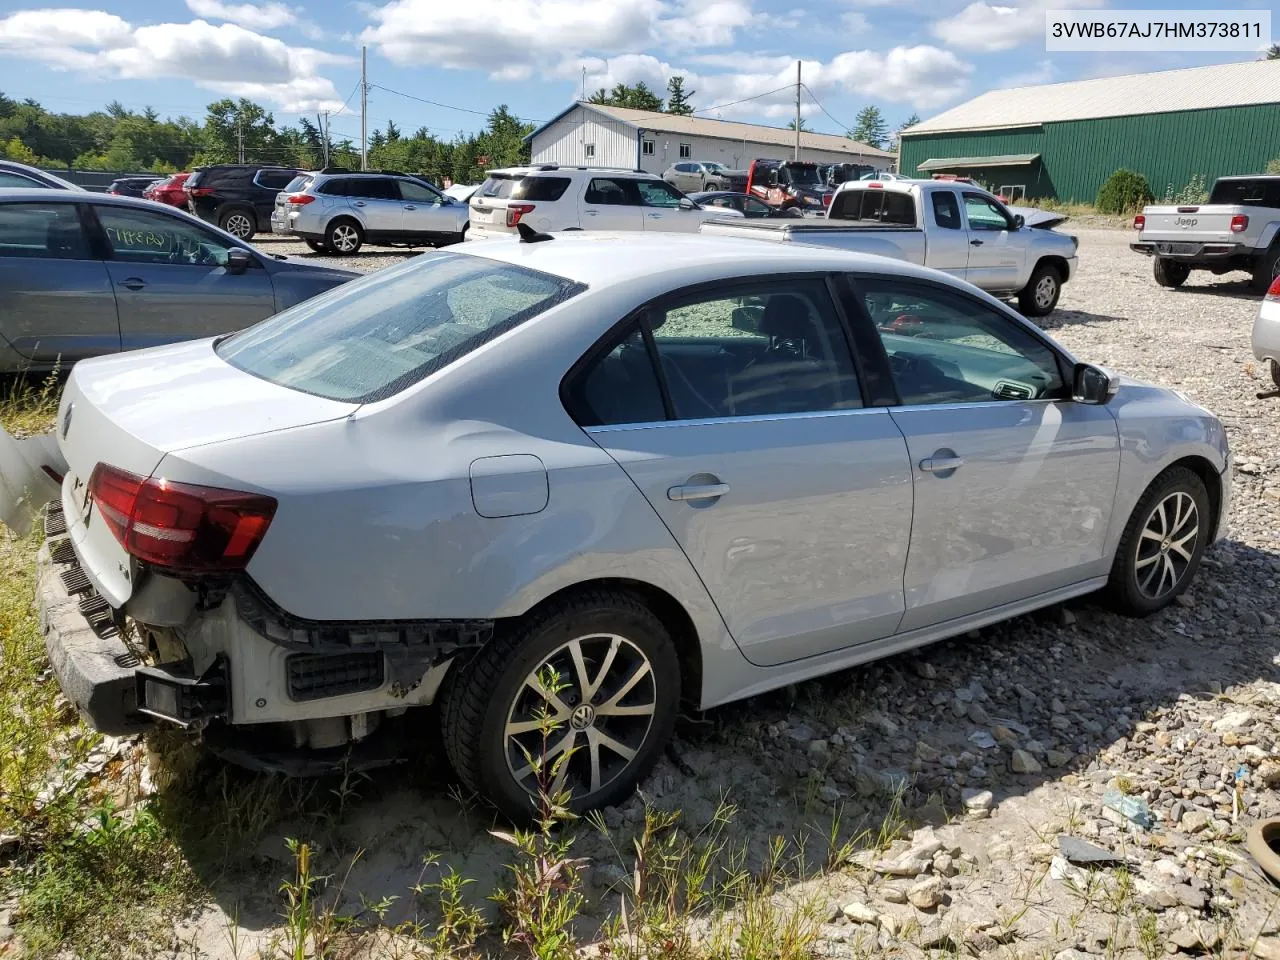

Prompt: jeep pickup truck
[
  {"left": 1131, "top": 175, "right": 1280, "bottom": 291},
  {"left": 745, "top": 159, "right": 833, "bottom": 214},
  {"left": 702, "top": 178, "right": 1078, "bottom": 316}
]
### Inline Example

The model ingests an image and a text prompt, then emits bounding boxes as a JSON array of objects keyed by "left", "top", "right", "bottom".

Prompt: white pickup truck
[
  {"left": 700, "top": 179, "right": 1078, "bottom": 316},
  {"left": 1131, "top": 175, "right": 1280, "bottom": 291}
]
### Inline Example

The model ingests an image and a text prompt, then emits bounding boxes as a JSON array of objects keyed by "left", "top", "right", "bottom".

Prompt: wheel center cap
[
  {"left": 1161, "top": 537, "right": 1172, "bottom": 552},
  {"left": 570, "top": 703, "right": 596, "bottom": 730}
]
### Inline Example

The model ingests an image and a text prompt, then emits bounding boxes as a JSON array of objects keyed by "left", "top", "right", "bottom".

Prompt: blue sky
[{"left": 0, "top": 0, "right": 1274, "bottom": 140}]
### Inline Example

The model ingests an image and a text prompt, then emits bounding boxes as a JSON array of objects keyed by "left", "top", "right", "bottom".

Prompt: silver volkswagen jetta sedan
[{"left": 40, "top": 232, "right": 1230, "bottom": 819}]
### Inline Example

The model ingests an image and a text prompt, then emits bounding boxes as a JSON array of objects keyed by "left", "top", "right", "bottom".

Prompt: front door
[
  {"left": 580, "top": 177, "right": 645, "bottom": 230},
  {"left": 962, "top": 191, "right": 1023, "bottom": 291},
  {"left": 856, "top": 275, "right": 1120, "bottom": 631},
  {"left": 571, "top": 277, "right": 914, "bottom": 667},
  {"left": 0, "top": 200, "right": 120, "bottom": 364},
  {"left": 396, "top": 178, "right": 455, "bottom": 239},
  {"left": 635, "top": 179, "right": 700, "bottom": 233},
  {"left": 91, "top": 203, "right": 276, "bottom": 349}
]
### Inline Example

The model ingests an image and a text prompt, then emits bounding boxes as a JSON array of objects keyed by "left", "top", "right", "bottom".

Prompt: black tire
[
  {"left": 217, "top": 206, "right": 256, "bottom": 241},
  {"left": 1017, "top": 262, "right": 1062, "bottom": 316},
  {"left": 1105, "top": 466, "right": 1211, "bottom": 616},
  {"left": 441, "top": 590, "right": 681, "bottom": 823},
  {"left": 324, "top": 218, "right": 363, "bottom": 255},
  {"left": 1271, "top": 359, "right": 1280, "bottom": 390},
  {"left": 1251, "top": 245, "right": 1280, "bottom": 294},
  {"left": 1154, "top": 258, "right": 1190, "bottom": 288},
  {"left": 705, "top": 181, "right": 723, "bottom": 192},
  {"left": 304, "top": 239, "right": 327, "bottom": 253}
]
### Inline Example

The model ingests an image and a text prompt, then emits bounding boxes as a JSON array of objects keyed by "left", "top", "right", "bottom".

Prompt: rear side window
[
  {"left": 217, "top": 252, "right": 585, "bottom": 403},
  {"left": 0, "top": 203, "right": 90, "bottom": 259},
  {"left": 285, "top": 175, "right": 313, "bottom": 192},
  {"left": 1208, "top": 179, "right": 1280, "bottom": 207},
  {"left": 931, "top": 191, "right": 961, "bottom": 229},
  {"left": 319, "top": 178, "right": 349, "bottom": 196},
  {"left": 829, "top": 188, "right": 916, "bottom": 225},
  {"left": 514, "top": 177, "right": 571, "bottom": 202},
  {"left": 564, "top": 326, "right": 666, "bottom": 427},
  {"left": 585, "top": 178, "right": 638, "bottom": 205}
]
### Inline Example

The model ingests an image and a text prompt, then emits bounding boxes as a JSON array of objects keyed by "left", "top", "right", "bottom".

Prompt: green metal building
[{"left": 899, "top": 60, "right": 1280, "bottom": 203}]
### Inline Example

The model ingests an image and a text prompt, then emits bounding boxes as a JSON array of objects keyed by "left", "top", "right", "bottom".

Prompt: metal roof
[
  {"left": 917, "top": 154, "right": 1040, "bottom": 171},
  {"left": 904, "top": 59, "right": 1280, "bottom": 135},
  {"left": 528, "top": 102, "right": 895, "bottom": 159}
]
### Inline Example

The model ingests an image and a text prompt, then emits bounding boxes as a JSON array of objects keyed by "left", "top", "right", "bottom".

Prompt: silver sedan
[{"left": 42, "top": 232, "right": 1230, "bottom": 820}]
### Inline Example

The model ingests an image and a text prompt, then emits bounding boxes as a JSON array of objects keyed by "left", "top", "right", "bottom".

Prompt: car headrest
[{"left": 760, "top": 294, "right": 814, "bottom": 341}]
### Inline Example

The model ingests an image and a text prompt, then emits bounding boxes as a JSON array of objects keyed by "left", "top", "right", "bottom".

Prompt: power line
[
  {"left": 692, "top": 84, "right": 796, "bottom": 117},
  {"left": 371, "top": 83, "right": 542, "bottom": 124},
  {"left": 800, "top": 83, "right": 853, "bottom": 136},
  {"left": 329, "top": 79, "right": 363, "bottom": 119}
]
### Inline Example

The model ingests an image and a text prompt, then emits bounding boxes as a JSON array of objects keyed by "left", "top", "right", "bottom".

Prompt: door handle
[
  {"left": 584, "top": 210, "right": 599, "bottom": 216},
  {"left": 353, "top": 201, "right": 366, "bottom": 207},
  {"left": 919, "top": 456, "right": 965, "bottom": 474},
  {"left": 969, "top": 239, "right": 984, "bottom": 246},
  {"left": 117, "top": 278, "right": 146, "bottom": 291},
  {"left": 667, "top": 482, "right": 730, "bottom": 502},
  {"left": 403, "top": 204, "right": 416, "bottom": 210},
  {"left": 647, "top": 213, "right": 663, "bottom": 219}
]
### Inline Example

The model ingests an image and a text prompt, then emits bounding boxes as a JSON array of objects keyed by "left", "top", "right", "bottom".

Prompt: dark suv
[{"left": 184, "top": 164, "right": 300, "bottom": 240}]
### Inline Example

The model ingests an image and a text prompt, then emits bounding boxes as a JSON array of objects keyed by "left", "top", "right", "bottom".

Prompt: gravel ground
[{"left": 20, "top": 229, "right": 1280, "bottom": 958}]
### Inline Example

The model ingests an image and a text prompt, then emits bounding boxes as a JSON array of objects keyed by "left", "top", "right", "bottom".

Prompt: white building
[{"left": 527, "top": 102, "right": 895, "bottom": 174}]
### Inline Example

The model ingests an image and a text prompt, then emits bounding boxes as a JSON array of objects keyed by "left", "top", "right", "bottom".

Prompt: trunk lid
[
  {"left": 57, "top": 338, "right": 358, "bottom": 607},
  {"left": 1138, "top": 204, "right": 1245, "bottom": 244}
]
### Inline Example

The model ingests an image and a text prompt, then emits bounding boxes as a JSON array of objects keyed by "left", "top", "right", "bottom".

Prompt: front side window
[
  {"left": 398, "top": 179, "right": 443, "bottom": 203},
  {"left": 860, "top": 278, "right": 1065, "bottom": 406},
  {"left": 931, "top": 191, "right": 961, "bottom": 229},
  {"left": 642, "top": 139, "right": 655, "bottom": 156},
  {"left": 742, "top": 197, "right": 772, "bottom": 218},
  {"left": 963, "top": 192, "right": 1012, "bottom": 231},
  {"left": 679, "top": 143, "right": 691, "bottom": 159},
  {"left": 636, "top": 180, "right": 683, "bottom": 208},
  {"left": 94, "top": 205, "right": 233, "bottom": 266},
  {"left": 0, "top": 202, "right": 90, "bottom": 259},
  {"left": 218, "top": 253, "right": 584, "bottom": 403}
]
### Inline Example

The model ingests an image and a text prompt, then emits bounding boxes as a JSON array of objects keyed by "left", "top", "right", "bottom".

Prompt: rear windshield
[
  {"left": 475, "top": 174, "right": 570, "bottom": 202},
  {"left": 1208, "top": 178, "right": 1280, "bottom": 207},
  {"left": 829, "top": 188, "right": 916, "bottom": 225},
  {"left": 216, "top": 252, "right": 585, "bottom": 403}
]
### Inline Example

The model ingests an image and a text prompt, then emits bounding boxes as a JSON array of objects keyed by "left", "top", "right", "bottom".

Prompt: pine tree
[
  {"left": 666, "top": 76, "right": 695, "bottom": 115},
  {"left": 786, "top": 118, "right": 809, "bottom": 131},
  {"left": 851, "top": 105, "right": 888, "bottom": 149}
]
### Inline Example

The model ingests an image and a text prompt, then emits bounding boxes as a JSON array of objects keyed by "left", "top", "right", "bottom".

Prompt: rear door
[
  {"left": 0, "top": 200, "right": 120, "bottom": 364},
  {"left": 925, "top": 189, "right": 969, "bottom": 278},
  {"left": 962, "top": 192, "right": 1023, "bottom": 290},
  {"left": 89, "top": 202, "right": 275, "bottom": 348},
  {"left": 346, "top": 177, "right": 401, "bottom": 235},
  {"left": 581, "top": 177, "right": 645, "bottom": 231},
  {"left": 568, "top": 276, "right": 914, "bottom": 667}
]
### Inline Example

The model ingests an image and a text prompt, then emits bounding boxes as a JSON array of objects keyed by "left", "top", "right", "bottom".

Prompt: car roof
[
  {"left": 487, "top": 166, "right": 653, "bottom": 178},
  {"left": 453, "top": 231, "right": 949, "bottom": 288}
]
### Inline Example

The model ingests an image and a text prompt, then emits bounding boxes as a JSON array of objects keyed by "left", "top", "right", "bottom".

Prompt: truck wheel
[
  {"left": 1251, "top": 246, "right": 1280, "bottom": 294},
  {"left": 1154, "top": 258, "right": 1190, "bottom": 288},
  {"left": 1017, "top": 263, "right": 1061, "bottom": 317},
  {"left": 705, "top": 181, "right": 722, "bottom": 191},
  {"left": 441, "top": 589, "right": 681, "bottom": 823}
]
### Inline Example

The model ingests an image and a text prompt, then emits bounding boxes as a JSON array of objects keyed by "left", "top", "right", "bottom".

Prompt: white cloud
[
  {"left": 932, "top": 0, "right": 1105, "bottom": 52},
  {"left": 0, "top": 9, "right": 346, "bottom": 111},
  {"left": 184, "top": 0, "right": 296, "bottom": 30},
  {"left": 572, "top": 43, "right": 971, "bottom": 117},
  {"left": 841, "top": 11, "right": 870, "bottom": 33},
  {"left": 998, "top": 58, "right": 1057, "bottom": 87}
]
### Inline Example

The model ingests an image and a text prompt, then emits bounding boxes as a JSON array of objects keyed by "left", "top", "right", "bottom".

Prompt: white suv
[{"left": 468, "top": 165, "right": 742, "bottom": 239}]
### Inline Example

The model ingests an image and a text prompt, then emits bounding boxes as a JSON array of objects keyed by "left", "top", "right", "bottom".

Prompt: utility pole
[
  {"left": 794, "top": 60, "right": 801, "bottom": 161},
  {"left": 581, "top": 65, "right": 586, "bottom": 102},
  {"left": 318, "top": 111, "right": 330, "bottom": 167},
  {"left": 360, "top": 45, "right": 368, "bottom": 171},
  {"left": 237, "top": 116, "right": 244, "bottom": 164}
]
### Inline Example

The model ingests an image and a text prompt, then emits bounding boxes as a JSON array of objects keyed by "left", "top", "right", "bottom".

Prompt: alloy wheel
[
  {"left": 331, "top": 224, "right": 359, "bottom": 252},
  {"left": 504, "top": 633, "right": 657, "bottom": 799},
  {"left": 223, "top": 213, "right": 252, "bottom": 238},
  {"left": 1034, "top": 275, "right": 1057, "bottom": 310},
  {"left": 1134, "top": 491, "right": 1199, "bottom": 600}
]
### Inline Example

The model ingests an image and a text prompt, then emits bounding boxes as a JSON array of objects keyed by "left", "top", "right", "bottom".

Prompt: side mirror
[
  {"left": 226, "top": 247, "right": 254, "bottom": 274},
  {"left": 1013, "top": 214, "right": 1025, "bottom": 230},
  {"left": 679, "top": 197, "right": 696, "bottom": 210},
  {"left": 1072, "top": 363, "right": 1118, "bottom": 404}
]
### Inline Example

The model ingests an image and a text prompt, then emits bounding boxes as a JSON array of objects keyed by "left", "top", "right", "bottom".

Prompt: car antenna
[{"left": 516, "top": 221, "right": 554, "bottom": 243}]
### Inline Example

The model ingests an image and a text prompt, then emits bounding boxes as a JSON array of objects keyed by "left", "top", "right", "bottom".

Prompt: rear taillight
[
  {"left": 1133, "top": 215, "right": 1144, "bottom": 230},
  {"left": 506, "top": 203, "right": 535, "bottom": 227},
  {"left": 1268, "top": 275, "right": 1280, "bottom": 301},
  {"left": 1231, "top": 214, "right": 1249, "bottom": 233},
  {"left": 88, "top": 464, "right": 276, "bottom": 576},
  {"left": 867, "top": 182, "right": 884, "bottom": 189},
  {"left": 187, "top": 186, "right": 214, "bottom": 197},
  {"left": 286, "top": 193, "right": 315, "bottom": 205}
]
